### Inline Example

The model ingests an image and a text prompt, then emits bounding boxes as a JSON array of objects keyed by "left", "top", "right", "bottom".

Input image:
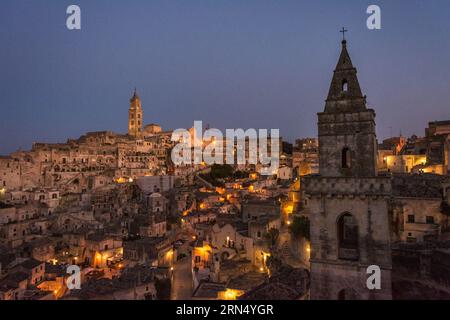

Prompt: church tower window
[{"left": 341, "top": 147, "right": 351, "bottom": 169}]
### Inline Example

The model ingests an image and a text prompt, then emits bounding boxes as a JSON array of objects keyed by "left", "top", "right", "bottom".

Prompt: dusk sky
[{"left": 0, "top": 0, "right": 449, "bottom": 154}]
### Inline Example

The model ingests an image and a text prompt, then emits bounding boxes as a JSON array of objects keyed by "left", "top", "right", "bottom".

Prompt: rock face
[{"left": 303, "top": 40, "right": 393, "bottom": 300}]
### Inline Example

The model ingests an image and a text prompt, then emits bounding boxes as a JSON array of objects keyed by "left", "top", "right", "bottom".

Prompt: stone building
[
  {"left": 241, "top": 199, "right": 280, "bottom": 223},
  {"left": 0, "top": 91, "right": 174, "bottom": 192},
  {"left": 292, "top": 138, "right": 319, "bottom": 176},
  {"left": 391, "top": 174, "right": 448, "bottom": 243},
  {"left": 377, "top": 121, "right": 449, "bottom": 175},
  {"left": 303, "top": 39, "right": 392, "bottom": 300}
]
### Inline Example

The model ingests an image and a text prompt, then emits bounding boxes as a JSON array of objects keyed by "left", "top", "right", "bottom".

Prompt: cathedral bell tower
[
  {"left": 128, "top": 89, "right": 143, "bottom": 138},
  {"left": 303, "top": 37, "right": 393, "bottom": 300}
]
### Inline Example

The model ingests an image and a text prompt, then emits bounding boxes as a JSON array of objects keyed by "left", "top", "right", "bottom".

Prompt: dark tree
[
  {"left": 210, "top": 164, "right": 234, "bottom": 179},
  {"left": 289, "top": 216, "right": 310, "bottom": 241}
]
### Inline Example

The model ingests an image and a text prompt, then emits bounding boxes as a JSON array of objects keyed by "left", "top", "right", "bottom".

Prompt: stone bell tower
[
  {"left": 303, "top": 38, "right": 392, "bottom": 300},
  {"left": 128, "top": 89, "right": 143, "bottom": 138},
  {"left": 319, "top": 38, "right": 378, "bottom": 178}
]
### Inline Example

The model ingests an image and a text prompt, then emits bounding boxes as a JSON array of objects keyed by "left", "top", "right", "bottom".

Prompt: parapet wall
[{"left": 303, "top": 176, "right": 392, "bottom": 197}]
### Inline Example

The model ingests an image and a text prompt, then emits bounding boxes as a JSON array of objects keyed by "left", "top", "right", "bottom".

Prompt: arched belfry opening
[
  {"left": 341, "top": 147, "right": 351, "bottom": 169},
  {"left": 337, "top": 213, "right": 359, "bottom": 260},
  {"left": 342, "top": 79, "right": 348, "bottom": 92}
]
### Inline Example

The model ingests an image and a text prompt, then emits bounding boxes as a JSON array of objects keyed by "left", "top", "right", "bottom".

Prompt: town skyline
[
  {"left": 1, "top": 2, "right": 449, "bottom": 303},
  {"left": 0, "top": 83, "right": 444, "bottom": 155},
  {"left": 1, "top": 0, "right": 450, "bottom": 154}
]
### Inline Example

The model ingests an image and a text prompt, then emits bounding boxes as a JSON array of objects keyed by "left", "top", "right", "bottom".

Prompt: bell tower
[
  {"left": 128, "top": 89, "right": 143, "bottom": 138},
  {"left": 319, "top": 39, "right": 378, "bottom": 177},
  {"left": 303, "top": 37, "right": 392, "bottom": 300}
]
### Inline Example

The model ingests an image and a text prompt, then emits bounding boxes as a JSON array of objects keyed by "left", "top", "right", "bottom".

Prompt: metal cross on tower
[{"left": 340, "top": 27, "right": 348, "bottom": 41}]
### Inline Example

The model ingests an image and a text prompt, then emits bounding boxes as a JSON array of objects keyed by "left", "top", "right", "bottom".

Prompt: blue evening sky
[{"left": 0, "top": 0, "right": 449, "bottom": 154}]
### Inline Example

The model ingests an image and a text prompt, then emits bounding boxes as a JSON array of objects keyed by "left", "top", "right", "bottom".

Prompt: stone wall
[
  {"left": 318, "top": 110, "right": 378, "bottom": 177},
  {"left": 304, "top": 176, "right": 393, "bottom": 300}
]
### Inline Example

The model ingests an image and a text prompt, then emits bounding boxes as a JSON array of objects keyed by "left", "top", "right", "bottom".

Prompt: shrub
[{"left": 289, "top": 216, "right": 310, "bottom": 240}]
